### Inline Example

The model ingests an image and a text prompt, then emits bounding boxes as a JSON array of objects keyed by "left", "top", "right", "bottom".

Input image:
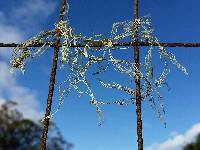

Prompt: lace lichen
[{"left": 10, "top": 2, "right": 188, "bottom": 127}]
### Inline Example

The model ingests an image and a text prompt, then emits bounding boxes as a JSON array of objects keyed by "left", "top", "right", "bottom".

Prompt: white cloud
[
  {"left": 0, "top": 62, "right": 15, "bottom": 91},
  {"left": 0, "top": 61, "right": 43, "bottom": 121},
  {"left": 0, "top": 97, "right": 5, "bottom": 107},
  {"left": 145, "top": 123, "right": 200, "bottom": 150},
  {"left": 10, "top": 0, "right": 57, "bottom": 28},
  {"left": 0, "top": 0, "right": 57, "bottom": 59},
  {"left": 0, "top": 25, "right": 22, "bottom": 43},
  {"left": 0, "top": 0, "right": 57, "bottom": 121},
  {"left": 0, "top": 0, "right": 56, "bottom": 29}
]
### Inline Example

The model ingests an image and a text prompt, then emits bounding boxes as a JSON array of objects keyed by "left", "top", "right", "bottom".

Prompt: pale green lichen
[{"left": 10, "top": 9, "right": 188, "bottom": 126}]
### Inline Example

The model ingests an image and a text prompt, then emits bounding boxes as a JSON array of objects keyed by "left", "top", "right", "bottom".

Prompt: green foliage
[
  {"left": 0, "top": 101, "right": 73, "bottom": 150},
  {"left": 183, "top": 134, "right": 200, "bottom": 150}
]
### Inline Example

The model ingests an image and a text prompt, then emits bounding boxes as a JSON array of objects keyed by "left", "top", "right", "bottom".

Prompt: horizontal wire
[{"left": 1, "top": 41, "right": 200, "bottom": 48}]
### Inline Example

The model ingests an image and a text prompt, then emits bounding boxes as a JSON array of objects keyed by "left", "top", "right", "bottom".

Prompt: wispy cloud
[
  {"left": 145, "top": 123, "right": 200, "bottom": 150},
  {"left": 0, "top": 0, "right": 57, "bottom": 121},
  {"left": 0, "top": 98, "right": 5, "bottom": 106},
  {"left": 0, "top": 0, "right": 57, "bottom": 30},
  {"left": 0, "top": 0, "right": 57, "bottom": 59},
  {"left": 0, "top": 61, "right": 43, "bottom": 121}
]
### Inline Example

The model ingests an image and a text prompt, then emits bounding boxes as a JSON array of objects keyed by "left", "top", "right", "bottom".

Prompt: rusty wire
[{"left": 1, "top": 41, "right": 200, "bottom": 48}]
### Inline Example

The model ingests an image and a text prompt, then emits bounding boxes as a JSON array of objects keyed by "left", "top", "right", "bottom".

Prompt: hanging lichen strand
[{"left": 10, "top": 0, "right": 187, "bottom": 126}]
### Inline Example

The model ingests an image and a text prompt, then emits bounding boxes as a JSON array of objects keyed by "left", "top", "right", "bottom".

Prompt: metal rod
[
  {"left": 134, "top": 0, "right": 143, "bottom": 150},
  {"left": 40, "top": 40, "right": 59, "bottom": 150},
  {"left": 2, "top": 42, "right": 200, "bottom": 48},
  {"left": 40, "top": 0, "right": 67, "bottom": 149}
]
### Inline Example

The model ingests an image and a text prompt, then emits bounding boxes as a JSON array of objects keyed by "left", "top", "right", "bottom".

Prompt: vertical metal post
[
  {"left": 134, "top": 0, "right": 143, "bottom": 150},
  {"left": 40, "top": 0, "right": 67, "bottom": 150},
  {"left": 40, "top": 40, "right": 59, "bottom": 150}
]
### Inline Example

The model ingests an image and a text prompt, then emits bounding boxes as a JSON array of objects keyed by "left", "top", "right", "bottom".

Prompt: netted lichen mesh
[{"left": 10, "top": 2, "right": 188, "bottom": 126}]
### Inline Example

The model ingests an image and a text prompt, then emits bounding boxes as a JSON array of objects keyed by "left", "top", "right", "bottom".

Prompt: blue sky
[{"left": 0, "top": 0, "right": 200, "bottom": 150}]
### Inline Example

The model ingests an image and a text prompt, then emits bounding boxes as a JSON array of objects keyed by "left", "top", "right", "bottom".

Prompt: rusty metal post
[
  {"left": 40, "top": 40, "right": 59, "bottom": 150},
  {"left": 134, "top": 0, "right": 143, "bottom": 150},
  {"left": 40, "top": 0, "right": 67, "bottom": 150}
]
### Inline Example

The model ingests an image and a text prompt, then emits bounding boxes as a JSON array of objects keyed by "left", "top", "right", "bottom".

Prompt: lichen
[{"left": 10, "top": 10, "right": 188, "bottom": 126}]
